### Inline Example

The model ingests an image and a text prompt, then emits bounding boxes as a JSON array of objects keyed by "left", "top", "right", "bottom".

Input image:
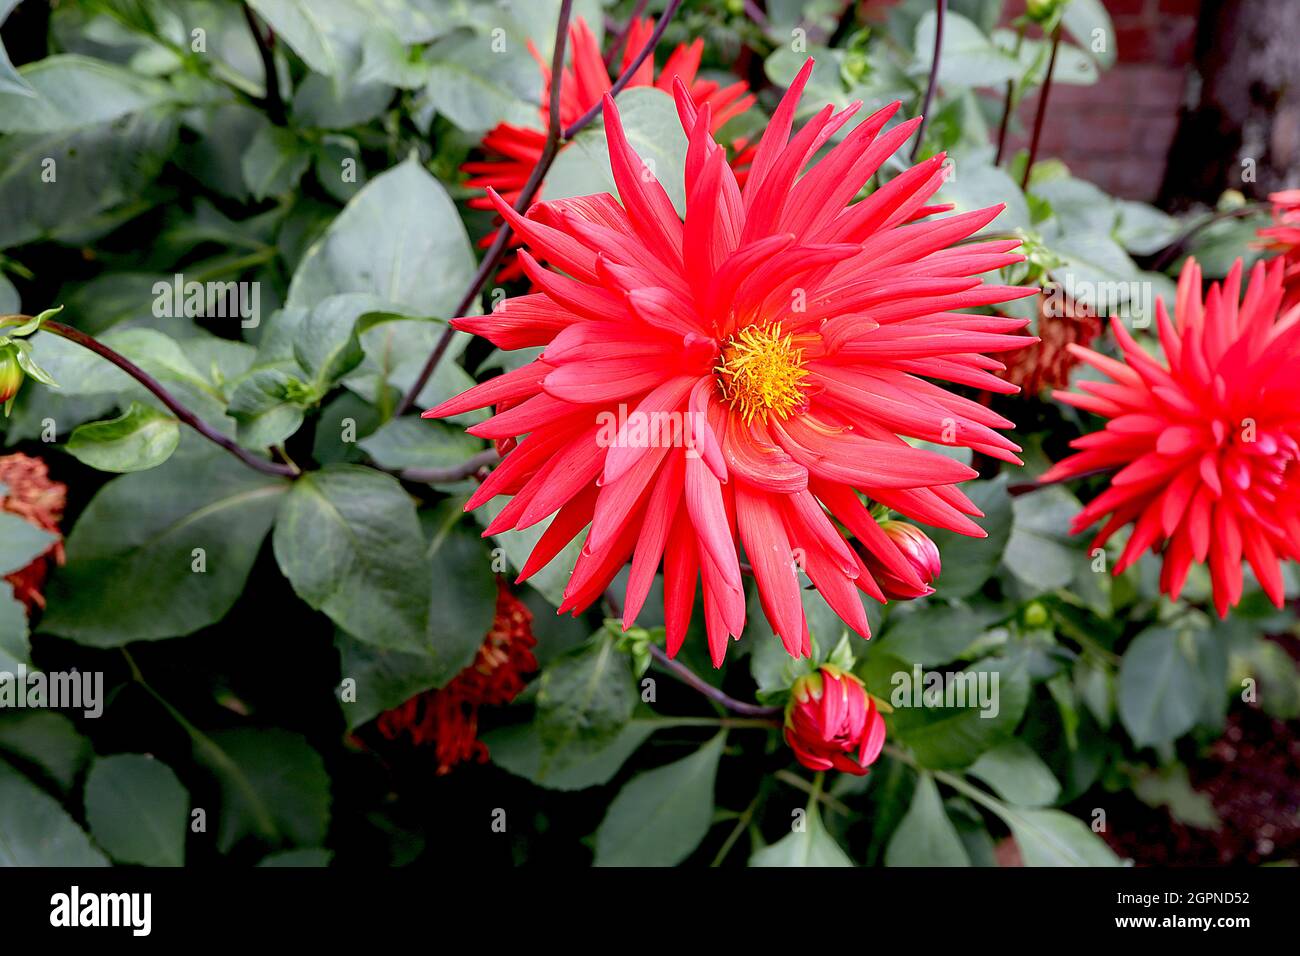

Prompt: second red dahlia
[{"left": 1043, "top": 257, "right": 1300, "bottom": 616}]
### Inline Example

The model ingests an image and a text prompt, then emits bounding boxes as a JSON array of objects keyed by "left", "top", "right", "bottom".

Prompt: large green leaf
[
  {"left": 751, "top": 801, "right": 855, "bottom": 867},
  {"left": 0, "top": 583, "right": 29, "bottom": 673},
  {"left": 884, "top": 772, "right": 969, "bottom": 866},
  {"left": 422, "top": 29, "right": 539, "bottom": 132},
  {"left": 0, "top": 55, "right": 173, "bottom": 133},
  {"left": 536, "top": 633, "right": 638, "bottom": 759},
  {"left": 0, "top": 512, "right": 56, "bottom": 575},
  {"left": 42, "top": 445, "right": 288, "bottom": 646},
  {"left": 914, "top": 10, "right": 1021, "bottom": 89},
  {"left": 876, "top": 599, "right": 1003, "bottom": 666},
  {"left": 1003, "top": 485, "right": 1083, "bottom": 593},
  {"left": 967, "top": 740, "right": 1061, "bottom": 808},
  {"left": 0, "top": 759, "right": 108, "bottom": 865},
  {"left": 84, "top": 754, "right": 188, "bottom": 866},
  {"left": 593, "top": 733, "right": 725, "bottom": 866},
  {"left": 287, "top": 157, "right": 476, "bottom": 319},
  {"left": 359, "top": 416, "right": 484, "bottom": 472},
  {"left": 1001, "top": 806, "right": 1121, "bottom": 866},
  {"left": 867, "top": 652, "right": 1031, "bottom": 770},
  {"left": 197, "top": 728, "right": 330, "bottom": 853},
  {"left": 1117, "top": 626, "right": 1204, "bottom": 748},
  {"left": 484, "top": 718, "right": 655, "bottom": 791},
  {"left": 274, "top": 466, "right": 496, "bottom": 660},
  {"left": 273, "top": 465, "right": 426, "bottom": 650},
  {"left": 0, "top": 710, "right": 90, "bottom": 794},
  {"left": 65, "top": 401, "right": 180, "bottom": 473}
]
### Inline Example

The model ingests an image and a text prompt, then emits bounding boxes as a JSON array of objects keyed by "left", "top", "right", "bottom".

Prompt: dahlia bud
[
  {"left": 784, "top": 666, "right": 886, "bottom": 775},
  {"left": 1026, "top": 0, "right": 1070, "bottom": 24},
  {"left": 865, "top": 520, "right": 941, "bottom": 600},
  {"left": 0, "top": 344, "right": 24, "bottom": 414}
]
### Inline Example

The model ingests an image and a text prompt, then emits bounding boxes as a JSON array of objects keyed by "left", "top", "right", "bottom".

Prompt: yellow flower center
[{"left": 716, "top": 323, "right": 808, "bottom": 424}]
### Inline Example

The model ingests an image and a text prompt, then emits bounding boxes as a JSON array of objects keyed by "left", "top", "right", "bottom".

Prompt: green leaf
[
  {"left": 0, "top": 759, "right": 108, "bottom": 865},
  {"left": 241, "top": 125, "right": 311, "bottom": 201},
  {"left": 0, "top": 511, "right": 56, "bottom": 575},
  {"left": 484, "top": 718, "right": 655, "bottom": 791},
  {"left": 915, "top": 11, "right": 1021, "bottom": 89},
  {"left": 593, "top": 733, "right": 725, "bottom": 866},
  {"left": 967, "top": 740, "right": 1060, "bottom": 807},
  {"left": 287, "top": 157, "right": 476, "bottom": 319},
  {"left": 0, "top": 710, "right": 90, "bottom": 794},
  {"left": 227, "top": 368, "right": 308, "bottom": 448},
  {"left": 358, "top": 416, "right": 484, "bottom": 472},
  {"left": 274, "top": 466, "right": 427, "bottom": 651},
  {"left": 1001, "top": 806, "right": 1121, "bottom": 866},
  {"left": 0, "top": 55, "right": 173, "bottom": 134},
  {"left": 274, "top": 466, "right": 496, "bottom": 660},
  {"left": 197, "top": 728, "right": 330, "bottom": 853},
  {"left": 0, "top": 0, "right": 33, "bottom": 100},
  {"left": 0, "top": 583, "right": 29, "bottom": 673},
  {"left": 925, "top": 475, "right": 1012, "bottom": 599},
  {"left": 876, "top": 599, "right": 1003, "bottom": 666},
  {"left": 545, "top": 87, "right": 691, "bottom": 217},
  {"left": 0, "top": 111, "right": 178, "bottom": 247},
  {"left": 42, "top": 445, "right": 288, "bottom": 646},
  {"left": 1003, "top": 485, "right": 1083, "bottom": 593},
  {"left": 84, "top": 754, "right": 188, "bottom": 866},
  {"left": 334, "top": 518, "right": 499, "bottom": 728},
  {"left": 1133, "top": 765, "right": 1219, "bottom": 830},
  {"left": 246, "top": 0, "right": 372, "bottom": 76},
  {"left": 751, "top": 801, "right": 855, "bottom": 867},
  {"left": 884, "top": 772, "right": 969, "bottom": 866},
  {"left": 66, "top": 401, "right": 180, "bottom": 473},
  {"left": 293, "top": 294, "right": 411, "bottom": 392},
  {"left": 1061, "top": 0, "right": 1117, "bottom": 69},
  {"left": 422, "top": 29, "right": 539, "bottom": 132},
  {"left": 536, "top": 633, "right": 638, "bottom": 758},
  {"left": 935, "top": 158, "right": 1030, "bottom": 233},
  {"left": 1117, "top": 626, "right": 1204, "bottom": 748},
  {"left": 868, "top": 653, "right": 1031, "bottom": 769}
]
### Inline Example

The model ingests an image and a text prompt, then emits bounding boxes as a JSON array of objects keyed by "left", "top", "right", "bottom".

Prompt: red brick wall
[{"left": 1007, "top": 0, "right": 1203, "bottom": 201}]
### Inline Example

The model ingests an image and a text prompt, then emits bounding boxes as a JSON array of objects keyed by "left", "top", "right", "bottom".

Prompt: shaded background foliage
[{"left": 0, "top": 0, "right": 1297, "bottom": 867}]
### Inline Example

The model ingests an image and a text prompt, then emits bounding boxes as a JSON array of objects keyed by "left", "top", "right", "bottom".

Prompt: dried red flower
[
  {"left": 0, "top": 452, "right": 66, "bottom": 612},
  {"left": 376, "top": 580, "right": 538, "bottom": 774}
]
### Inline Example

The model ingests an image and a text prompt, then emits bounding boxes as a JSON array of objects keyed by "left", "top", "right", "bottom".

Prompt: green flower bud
[{"left": 0, "top": 344, "right": 25, "bottom": 414}]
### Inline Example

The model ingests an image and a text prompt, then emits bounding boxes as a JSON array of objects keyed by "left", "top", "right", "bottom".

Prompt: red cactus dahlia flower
[
  {"left": 429, "top": 60, "right": 1035, "bottom": 665},
  {"left": 1042, "top": 257, "right": 1300, "bottom": 617},
  {"left": 463, "top": 16, "right": 755, "bottom": 280}
]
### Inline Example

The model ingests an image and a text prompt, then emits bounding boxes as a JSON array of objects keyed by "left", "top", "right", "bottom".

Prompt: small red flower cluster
[{"left": 377, "top": 581, "right": 538, "bottom": 774}]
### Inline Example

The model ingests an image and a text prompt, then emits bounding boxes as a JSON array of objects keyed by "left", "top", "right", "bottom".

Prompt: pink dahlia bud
[
  {"left": 784, "top": 666, "right": 886, "bottom": 775},
  {"left": 867, "top": 520, "right": 941, "bottom": 601},
  {"left": 0, "top": 345, "right": 23, "bottom": 413}
]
